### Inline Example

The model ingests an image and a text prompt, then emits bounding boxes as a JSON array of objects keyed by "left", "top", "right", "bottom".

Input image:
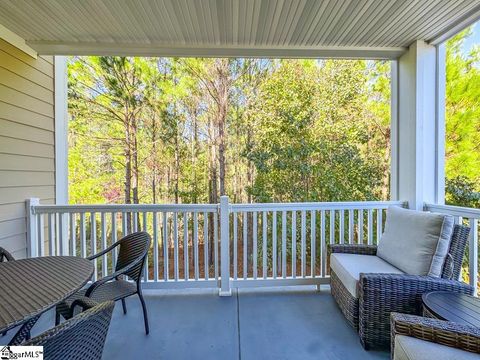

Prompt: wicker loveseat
[
  {"left": 329, "top": 222, "right": 474, "bottom": 350},
  {"left": 390, "top": 312, "right": 480, "bottom": 359}
]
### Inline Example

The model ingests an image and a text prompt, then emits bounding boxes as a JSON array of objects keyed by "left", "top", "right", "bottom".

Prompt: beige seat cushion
[
  {"left": 330, "top": 253, "right": 403, "bottom": 298},
  {"left": 394, "top": 335, "right": 480, "bottom": 360},
  {"left": 377, "top": 206, "right": 454, "bottom": 277}
]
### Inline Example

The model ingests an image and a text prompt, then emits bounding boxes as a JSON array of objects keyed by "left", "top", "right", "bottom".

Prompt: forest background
[{"left": 68, "top": 27, "right": 480, "bottom": 209}]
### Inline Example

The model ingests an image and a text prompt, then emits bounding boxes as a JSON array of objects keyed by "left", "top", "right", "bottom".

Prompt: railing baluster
[
  {"left": 214, "top": 211, "right": 219, "bottom": 280},
  {"left": 152, "top": 212, "right": 159, "bottom": 281},
  {"left": 311, "top": 210, "right": 316, "bottom": 278},
  {"left": 133, "top": 212, "right": 138, "bottom": 232},
  {"left": 58, "top": 213, "right": 64, "bottom": 255},
  {"left": 233, "top": 213, "right": 238, "bottom": 280},
  {"left": 321, "top": 210, "right": 326, "bottom": 277},
  {"left": 348, "top": 209, "right": 354, "bottom": 244},
  {"left": 143, "top": 212, "right": 148, "bottom": 282},
  {"left": 48, "top": 213, "right": 54, "bottom": 256},
  {"left": 329, "top": 210, "right": 335, "bottom": 245},
  {"left": 243, "top": 211, "right": 248, "bottom": 280},
  {"left": 122, "top": 212, "right": 127, "bottom": 236},
  {"left": 69, "top": 213, "right": 76, "bottom": 256},
  {"left": 339, "top": 210, "right": 345, "bottom": 244},
  {"left": 357, "top": 209, "right": 363, "bottom": 243},
  {"left": 101, "top": 212, "right": 107, "bottom": 277},
  {"left": 80, "top": 213, "right": 86, "bottom": 258},
  {"left": 272, "top": 211, "right": 277, "bottom": 279},
  {"left": 282, "top": 211, "right": 287, "bottom": 278},
  {"left": 174, "top": 212, "right": 179, "bottom": 281},
  {"left": 90, "top": 212, "right": 97, "bottom": 281},
  {"left": 111, "top": 212, "right": 117, "bottom": 270},
  {"left": 469, "top": 218, "right": 478, "bottom": 296},
  {"left": 163, "top": 212, "right": 169, "bottom": 280},
  {"left": 253, "top": 211, "right": 258, "bottom": 279},
  {"left": 262, "top": 211, "right": 267, "bottom": 279},
  {"left": 376, "top": 209, "right": 383, "bottom": 244},
  {"left": 182, "top": 212, "right": 188, "bottom": 281},
  {"left": 194, "top": 212, "right": 199, "bottom": 280},
  {"left": 367, "top": 209, "right": 373, "bottom": 245},
  {"left": 38, "top": 214, "right": 45, "bottom": 257},
  {"left": 301, "top": 210, "right": 306, "bottom": 278},
  {"left": 203, "top": 211, "right": 208, "bottom": 280},
  {"left": 292, "top": 211, "right": 296, "bottom": 278}
]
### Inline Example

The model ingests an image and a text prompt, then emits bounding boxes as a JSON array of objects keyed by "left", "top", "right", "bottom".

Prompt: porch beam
[{"left": 27, "top": 41, "right": 406, "bottom": 60}]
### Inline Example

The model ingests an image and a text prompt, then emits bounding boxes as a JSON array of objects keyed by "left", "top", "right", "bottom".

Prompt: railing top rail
[
  {"left": 30, "top": 200, "right": 407, "bottom": 214},
  {"left": 230, "top": 200, "right": 406, "bottom": 212},
  {"left": 31, "top": 203, "right": 220, "bottom": 214},
  {"left": 425, "top": 203, "right": 480, "bottom": 219}
]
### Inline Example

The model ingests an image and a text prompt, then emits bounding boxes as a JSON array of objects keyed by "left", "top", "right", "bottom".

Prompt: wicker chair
[
  {"left": 390, "top": 312, "right": 480, "bottom": 359},
  {"left": 24, "top": 301, "right": 114, "bottom": 360},
  {"left": 0, "top": 246, "right": 14, "bottom": 262},
  {"left": 329, "top": 224, "right": 474, "bottom": 350},
  {"left": 56, "top": 231, "right": 151, "bottom": 334},
  {"left": 1, "top": 247, "right": 14, "bottom": 337}
]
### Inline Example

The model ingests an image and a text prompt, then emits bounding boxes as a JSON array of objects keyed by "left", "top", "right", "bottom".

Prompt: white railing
[
  {"left": 26, "top": 200, "right": 220, "bottom": 289},
  {"left": 26, "top": 197, "right": 405, "bottom": 294},
  {"left": 229, "top": 201, "right": 405, "bottom": 289},
  {"left": 425, "top": 203, "right": 480, "bottom": 295}
]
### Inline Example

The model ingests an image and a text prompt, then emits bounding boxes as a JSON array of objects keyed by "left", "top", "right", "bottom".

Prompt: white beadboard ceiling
[{"left": 0, "top": 0, "right": 479, "bottom": 59}]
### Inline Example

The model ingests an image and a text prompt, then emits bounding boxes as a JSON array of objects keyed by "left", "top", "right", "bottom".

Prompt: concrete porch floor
[{"left": 6, "top": 286, "right": 389, "bottom": 359}]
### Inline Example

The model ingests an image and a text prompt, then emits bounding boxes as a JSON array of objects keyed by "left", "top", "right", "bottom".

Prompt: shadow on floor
[{"left": 2, "top": 286, "right": 389, "bottom": 360}]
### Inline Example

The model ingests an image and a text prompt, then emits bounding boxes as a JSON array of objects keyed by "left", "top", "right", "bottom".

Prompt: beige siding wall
[{"left": 0, "top": 39, "right": 55, "bottom": 258}]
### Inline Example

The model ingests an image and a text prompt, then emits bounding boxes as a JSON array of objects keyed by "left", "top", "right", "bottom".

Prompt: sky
[{"left": 462, "top": 20, "right": 480, "bottom": 54}]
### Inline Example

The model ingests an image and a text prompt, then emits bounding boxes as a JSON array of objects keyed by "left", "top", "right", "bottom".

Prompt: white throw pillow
[{"left": 377, "top": 206, "right": 454, "bottom": 277}]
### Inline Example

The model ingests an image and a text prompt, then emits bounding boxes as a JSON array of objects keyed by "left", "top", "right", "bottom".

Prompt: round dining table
[{"left": 0, "top": 256, "right": 93, "bottom": 345}]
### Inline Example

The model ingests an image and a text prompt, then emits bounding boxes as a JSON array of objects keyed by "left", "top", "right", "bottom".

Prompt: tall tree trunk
[
  {"left": 246, "top": 116, "right": 254, "bottom": 270},
  {"left": 208, "top": 115, "right": 218, "bottom": 268},
  {"left": 152, "top": 113, "right": 157, "bottom": 204},
  {"left": 174, "top": 126, "right": 180, "bottom": 204},
  {"left": 216, "top": 59, "right": 229, "bottom": 197},
  {"left": 192, "top": 111, "right": 199, "bottom": 203},
  {"left": 131, "top": 116, "right": 142, "bottom": 230}
]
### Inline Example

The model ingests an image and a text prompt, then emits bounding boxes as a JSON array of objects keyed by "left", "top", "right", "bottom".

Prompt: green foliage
[
  {"left": 68, "top": 57, "right": 391, "bottom": 205},
  {"left": 445, "top": 176, "right": 480, "bottom": 208},
  {"left": 246, "top": 60, "right": 388, "bottom": 202},
  {"left": 445, "top": 27, "right": 480, "bottom": 206}
]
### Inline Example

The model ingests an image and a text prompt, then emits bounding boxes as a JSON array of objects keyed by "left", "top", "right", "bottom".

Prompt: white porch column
[
  {"left": 54, "top": 56, "right": 69, "bottom": 255},
  {"left": 391, "top": 40, "right": 445, "bottom": 210},
  {"left": 54, "top": 55, "right": 68, "bottom": 205}
]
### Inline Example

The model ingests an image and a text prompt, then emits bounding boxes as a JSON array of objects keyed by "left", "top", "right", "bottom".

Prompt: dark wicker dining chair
[
  {"left": 25, "top": 301, "right": 114, "bottom": 360},
  {"left": 0, "top": 246, "right": 14, "bottom": 262},
  {"left": 1, "top": 247, "right": 14, "bottom": 337},
  {"left": 56, "top": 231, "right": 151, "bottom": 334}
]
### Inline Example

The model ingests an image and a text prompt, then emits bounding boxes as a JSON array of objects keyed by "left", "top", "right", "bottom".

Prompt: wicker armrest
[
  {"left": 358, "top": 273, "right": 473, "bottom": 349},
  {"left": 391, "top": 312, "right": 480, "bottom": 354},
  {"left": 68, "top": 297, "right": 100, "bottom": 318},
  {"left": 360, "top": 273, "right": 473, "bottom": 301},
  {"left": 85, "top": 253, "right": 146, "bottom": 297},
  {"left": 329, "top": 244, "right": 377, "bottom": 256}
]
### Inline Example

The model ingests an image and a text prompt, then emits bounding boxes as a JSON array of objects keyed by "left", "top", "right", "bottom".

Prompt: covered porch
[{"left": 1, "top": 1, "right": 480, "bottom": 359}]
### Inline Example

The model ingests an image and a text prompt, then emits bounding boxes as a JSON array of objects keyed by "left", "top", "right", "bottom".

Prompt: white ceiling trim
[
  {"left": 429, "top": 3, "right": 480, "bottom": 45},
  {"left": 0, "top": 23, "right": 37, "bottom": 59},
  {"left": 27, "top": 41, "right": 406, "bottom": 59}
]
